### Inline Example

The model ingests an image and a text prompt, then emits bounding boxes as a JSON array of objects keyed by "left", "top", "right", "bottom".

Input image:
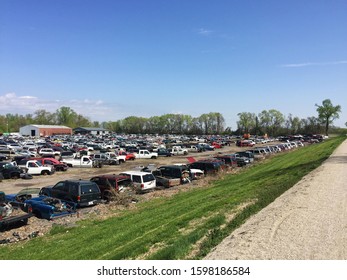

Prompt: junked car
[
  {"left": 119, "top": 171, "right": 156, "bottom": 192},
  {"left": 1, "top": 191, "right": 33, "bottom": 231},
  {"left": 90, "top": 174, "right": 133, "bottom": 202},
  {"left": 5, "top": 188, "right": 76, "bottom": 220},
  {"left": 39, "top": 180, "right": 102, "bottom": 207}
]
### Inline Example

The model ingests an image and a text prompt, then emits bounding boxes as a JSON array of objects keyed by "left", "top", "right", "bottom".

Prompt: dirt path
[{"left": 205, "top": 139, "right": 347, "bottom": 260}]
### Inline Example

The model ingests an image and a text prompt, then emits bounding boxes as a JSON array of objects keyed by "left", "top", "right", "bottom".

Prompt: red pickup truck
[
  {"left": 30, "top": 157, "right": 69, "bottom": 171},
  {"left": 118, "top": 151, "right": 136, "bottom": 161}
]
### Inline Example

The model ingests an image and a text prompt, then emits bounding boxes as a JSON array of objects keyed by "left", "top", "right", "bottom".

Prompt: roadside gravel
[{"left": 205, "top": 140, "right": 347, "bottom": 260}]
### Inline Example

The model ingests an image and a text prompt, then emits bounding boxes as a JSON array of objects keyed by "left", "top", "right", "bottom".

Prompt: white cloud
[
  {"left": 197, "top": 28, "right": 213, "bottom": 36},
  {"left": 0, "top": 92, "right": 124, "bottom": 121},
  {"left": 281, "top": 60, "right": 347, "bottom": 68},
  {"left": 19, "top": 95, "right": 37, "bottom": 99},
  {"left": 0, "top": 92, "right": 39, "bottom": 109}
]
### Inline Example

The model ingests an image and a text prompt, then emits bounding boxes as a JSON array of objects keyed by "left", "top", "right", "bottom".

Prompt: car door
[
  {"left": 51, "top": 181, "right": 69, "bottom": 199},
  {"left": 82, "top": 157, "right": 91, "bottom": 166},
  {"left": 28, "top": 161, "right": 41, "bottom": 175}
]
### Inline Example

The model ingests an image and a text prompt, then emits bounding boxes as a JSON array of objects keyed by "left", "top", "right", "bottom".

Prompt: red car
[
  {"left": 236, "top": 140, "right": 255, "bottom": 147},
  {"left": 119, "top": 151, "right": 136, "bottom": 160},
  {"left": 90, "top": 174, "right": 133, "bottom": 202},
  {"left": 211, "top": 142, "right": 223, "bottom": 149}
]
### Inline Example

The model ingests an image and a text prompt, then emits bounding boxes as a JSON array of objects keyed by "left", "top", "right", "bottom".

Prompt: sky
[{"left": 1, "top": 0, "right": 346, "bottom": 129}]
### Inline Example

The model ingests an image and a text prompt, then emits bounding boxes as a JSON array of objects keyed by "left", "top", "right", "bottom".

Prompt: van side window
[
  {"left": 54, "top": 182, "right": 69, "bottom": 192},
  {"left": 132, "top": 175, "right": 142, "bottom": 183},
  {"left": 118, "top": 179, "right": 132, "bottom": 188},
  {"left": 69, "top": 183, "right": 78, "bottom": 195}
]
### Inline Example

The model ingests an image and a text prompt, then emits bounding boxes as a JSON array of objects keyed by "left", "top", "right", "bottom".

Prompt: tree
[
  {"left": 315, "top": 99, "right": 342, "bottom": 136},
  {"left": 212, "top": 112, "right": 225, "bottom": 134},
  {"left": 75, "top": 114, "right": 92, "bottom": 127},
  {"left": 122, "top": 116, "right": 147, "bottom": 134},
  {"left": 258, "top": 109, "right": 285, "bottom": 136},
  {"left": 300, "top": 116, "right": 323, "bottom": 134},
  {"left": 237, "top": 112, "right": 256, "bottom": 134},
  {"left": 197, "top": 112, "right": 225, "bottom": 135},
  {"left": 33, "top": 110, "right": 55, "bottom": 125},
  {"left": 55, "top": 107, "right": 77, "bottom": 127},
  {"left": 285, "top": 114, "right": 301, "bottom": 135}
]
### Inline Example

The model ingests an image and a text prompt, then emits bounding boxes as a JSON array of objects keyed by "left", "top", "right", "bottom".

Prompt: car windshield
[
  {"left": 17, "top": 188, "right": 41, "bottom": 196},
  {"left": 0, "top": 163, "right": 13, "bottom": 169},
  {"left": 81, "top": 183, "right": 100, "bottom": 194}
]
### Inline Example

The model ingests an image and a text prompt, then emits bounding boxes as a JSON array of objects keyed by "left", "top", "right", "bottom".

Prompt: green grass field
[{"left": 0, "top": 136, "right": 345, "bottom": 260}]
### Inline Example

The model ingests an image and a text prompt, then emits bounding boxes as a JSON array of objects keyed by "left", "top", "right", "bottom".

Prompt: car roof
[
  {"left": 120, "top": 170, "right": 153, "bottom": 176},
  {"left": 60, "top": 179, "right": 94, "bottom": 184},
  {"left": 91, "top": 174, "right": 130, "bottom": 180},
  {"left": 159, "top": 165, "right": 187, "bottom": 169}
]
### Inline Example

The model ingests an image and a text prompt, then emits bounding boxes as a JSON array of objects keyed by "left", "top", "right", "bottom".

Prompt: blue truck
[{"left": 5, "top": 188, "right": 77, "bottom": 220}]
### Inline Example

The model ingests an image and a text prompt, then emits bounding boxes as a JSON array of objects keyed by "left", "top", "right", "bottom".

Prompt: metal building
[
  {"left": 73, "top": 127, "right": 109, "bottom": 135},
  {"left": 19, "top": 125, "right": 72, "bottom": 137}
]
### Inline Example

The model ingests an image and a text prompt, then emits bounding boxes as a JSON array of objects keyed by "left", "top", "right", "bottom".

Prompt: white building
[{"left": 19, "top": 125, "right": 72, "bottom": 137}]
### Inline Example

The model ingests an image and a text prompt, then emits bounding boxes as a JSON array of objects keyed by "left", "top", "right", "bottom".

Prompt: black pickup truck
[
  {"left": 0, "top": 162, "right": 23, "bottom": 179},
  {"left": 0, "top": 191, "right": 33, "bottom": 231}
]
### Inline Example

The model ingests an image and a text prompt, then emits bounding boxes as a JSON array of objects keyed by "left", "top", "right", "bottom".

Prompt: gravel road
[{"left": 205, "top": 139, "right": 347, "bottom": 260}]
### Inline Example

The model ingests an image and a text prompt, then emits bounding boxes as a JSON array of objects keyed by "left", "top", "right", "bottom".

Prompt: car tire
[{"left": 11, "top": 173, "right": 20, "bottom": 179}]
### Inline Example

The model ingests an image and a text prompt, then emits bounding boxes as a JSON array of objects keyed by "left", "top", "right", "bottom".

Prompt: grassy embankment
[{"left": 0, "top": 136, "right": 345, "bottom": 259}]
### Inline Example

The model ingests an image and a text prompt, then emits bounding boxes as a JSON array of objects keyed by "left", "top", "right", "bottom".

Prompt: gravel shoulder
[{"left": 205, "top": 139, "right": 347, "bottom": 260}]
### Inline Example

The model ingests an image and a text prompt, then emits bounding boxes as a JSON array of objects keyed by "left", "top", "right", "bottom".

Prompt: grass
[{"left": 0, "top": 136, "right": 345, "bottom": 260}]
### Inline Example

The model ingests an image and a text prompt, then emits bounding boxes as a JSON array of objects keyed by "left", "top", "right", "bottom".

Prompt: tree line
[
  {"left": 0, "top": 99, "right": 343, "bottom": 136},
  {"left": 0, "top": 108, "right": 226, "bottom": 135},
  {"left": 236, "top": 99, "right": 342, "bottom": 136}
]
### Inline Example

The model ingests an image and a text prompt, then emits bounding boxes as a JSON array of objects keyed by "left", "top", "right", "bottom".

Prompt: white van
[{"left": 120, "top": 171, "right": 156, "bottom": 192}]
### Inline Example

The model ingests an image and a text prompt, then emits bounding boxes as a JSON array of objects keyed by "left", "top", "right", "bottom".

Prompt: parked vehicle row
[{"left": 1, "top": 135, "right": 310, "bottom": 232}]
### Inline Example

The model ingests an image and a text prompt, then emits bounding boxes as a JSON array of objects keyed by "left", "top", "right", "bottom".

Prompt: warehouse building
[
  {"left": 19, "top": 125, "right": 72, "bottom": 137},
  {"left": 73, "top": 127, "right": 109, "bottom": 135}
]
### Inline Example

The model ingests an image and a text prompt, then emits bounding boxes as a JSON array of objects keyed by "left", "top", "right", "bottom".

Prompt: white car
[
  {"left": 119, "top": 171, "right": 156, "bottom": 192},
  {"left": 7, "top": 143, "right": 22, "bottom": 151},
  {"left": 18, "top": 150, "right": 37, "bottom": 157},
  {"left": 39, "top": 148, "right": 60, "bottom": 156}
]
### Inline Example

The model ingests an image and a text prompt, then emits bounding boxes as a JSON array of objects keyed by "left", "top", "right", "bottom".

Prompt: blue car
[
  {"left": 25, "top": 196, "right": 76, "bottom": 220},
  {"left": 5, "top": 188, "right": 77, "bottom": 220}
]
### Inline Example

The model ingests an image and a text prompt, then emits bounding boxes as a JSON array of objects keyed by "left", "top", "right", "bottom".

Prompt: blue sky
[{"left": 1, "top": 0, "right": 346, "bottom": 129}]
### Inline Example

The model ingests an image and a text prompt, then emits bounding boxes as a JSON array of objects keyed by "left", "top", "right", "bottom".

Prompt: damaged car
[{"left": 5, "top": 188, "right": 77, "bottom": 220}]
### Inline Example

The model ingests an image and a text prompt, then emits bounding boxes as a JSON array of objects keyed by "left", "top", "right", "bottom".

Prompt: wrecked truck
[
  {"left": 5, "top": 188, "right": 77, "bottom": 220},
  {"left": 0, "top": 191, "right": 33, "bottom": 231}
]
